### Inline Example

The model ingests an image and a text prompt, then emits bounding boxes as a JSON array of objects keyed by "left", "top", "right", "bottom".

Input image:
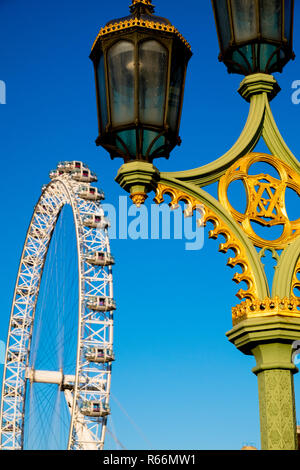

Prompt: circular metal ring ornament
[{"left": 218, "top": 153, "right": 300, "bottom": 250}]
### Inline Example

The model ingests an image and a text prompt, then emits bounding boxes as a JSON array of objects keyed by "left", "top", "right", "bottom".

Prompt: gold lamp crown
[
  {"left": 91, "top": 0, "right": 191, "bottom": 52},
  {"left": 129, "top": 0, "right": 155, "bottom": 10}
]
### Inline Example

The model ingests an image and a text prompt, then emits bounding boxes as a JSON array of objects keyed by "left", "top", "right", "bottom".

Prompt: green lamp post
[{"left": 90, "top": 0, "right": 300, "bottom": 450}]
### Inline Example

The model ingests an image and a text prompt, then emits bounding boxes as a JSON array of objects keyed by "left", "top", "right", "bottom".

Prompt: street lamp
[
  {"left": 91, "top": 0, "right": 300, "bottom": 450},
  {"left": 212, "top": 0, "right": 295, "bottom": 75},
  {"left": 90, "top": 0, "right": 192, "bottom": 166},
  {"left": 90, "top": 0, "right": 192, "bottom": 205}
]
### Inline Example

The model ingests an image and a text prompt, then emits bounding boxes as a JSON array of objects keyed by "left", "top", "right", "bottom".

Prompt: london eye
[{"left": 0, "top": 161, "right": 115, "bottom": 450}]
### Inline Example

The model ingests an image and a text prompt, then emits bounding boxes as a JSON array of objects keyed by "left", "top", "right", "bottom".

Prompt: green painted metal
[
  {"left": 115, "top": 161, "right": 160, "bottom": 196},
  {"left": 227, "top": 316, "right": 300, "bottom": 449},
  {"left": 263, "top": 99, "right": 300, "bottom": 172},
  {"left": 272, "top": 237, "right": 300, "bottom": 299},
  {"left": 257, "top": 368, "right": 297, "bottom": 450}
]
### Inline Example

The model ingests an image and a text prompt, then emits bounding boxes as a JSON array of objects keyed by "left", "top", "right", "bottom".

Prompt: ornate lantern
[
  {"left": 211, "top": 0, "right": 295, "bottom": 75},
  {"left": 90, "top": 0, "right": 192, "bottom": 163}
]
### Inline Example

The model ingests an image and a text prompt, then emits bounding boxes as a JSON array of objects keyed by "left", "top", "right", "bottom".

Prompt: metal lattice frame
[{"left": 0, "top": 163, "right": 115, "bottom": 450}]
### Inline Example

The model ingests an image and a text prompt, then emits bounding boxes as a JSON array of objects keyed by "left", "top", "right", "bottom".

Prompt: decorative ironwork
[
  {"left": 130, "top": 0, "right": 153, "bottom": 6},
  {"left": 291, "top": 258, "right": 300, "bottom": 302},
  {"left": 259, "top": 247, "right": 280, "bottom": 264},
  {"left": 154, "top": 183, "right": 259, "bottom": 302},
  {"left": 91, "top": 19, "right": 191, "bottom": 50},
  {"left": 218, "top": 153, "right": 300, "bottom": 249},
  {"left": 232, "top": 296, "right": 300, "bottom": 326},
  {"left": 130, "top": 192, "right": 148, "bottom": 207},
  {"left": 91, "top": 0, "right": 191, "bottom": 53}
]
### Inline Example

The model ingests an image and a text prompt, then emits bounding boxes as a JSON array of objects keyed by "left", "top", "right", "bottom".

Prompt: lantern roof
[{"left": 91, "top": 0, "right": 191, "bottom": 53}]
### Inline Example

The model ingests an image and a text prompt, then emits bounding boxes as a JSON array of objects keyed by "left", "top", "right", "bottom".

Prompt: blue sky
[{"left": 0, "top": 0, "right": 300, "bottom": 450}]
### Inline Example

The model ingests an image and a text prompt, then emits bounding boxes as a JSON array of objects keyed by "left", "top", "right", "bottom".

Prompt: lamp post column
[{"left": 227, "top": 314, "right": 300, "bottom": 450}]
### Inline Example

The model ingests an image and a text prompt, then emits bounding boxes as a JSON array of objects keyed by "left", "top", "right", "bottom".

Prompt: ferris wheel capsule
[
  {"left": 77, "top": 185, "right": 105, "bottom": 201},
  {"left": 57, "top": 161, "right": 89, "bottom": 172},
  {"left": 36, "top": 203, "right": 55, "bottom": 215},
  {"left": 87, "top": 296, "right": 116, "bottom": 312},
  {"left": 16, "top": 286, "right": 36, "bottom": 297},
  {"left": 2, "top": 421, "right": 21, "bottom": 433},
  {"left": 85, "top": 347, "right": 115, "bottom": 363},
  {"left": 11, "top": 317, "right": 31, "bottom": 329},
  {"left": 7, "top": 351, "right": 26, "bottom": 363},
  {"left": 30, "top": 228, "right": 47, "bottom": 240},
  {"left": 70, "top": 168, "right": 98, "bottom": 183},
  {"left": 80, "top": 401, "right": 110, "bottom": 417},
  {"left": 83, "top": 214, "right": 110, "bottom": 229},
  {"left": 49, "top": 169, "right": 64, "bottom": 179},
  {"left": 4, "top": 385, "right": 21, "bottom": 397},
  {"left": 86, "top": 251, "right": 115, "bottom": 267},
  {"left": 23, "top": 255, "right": 41, "bottom": 266}
]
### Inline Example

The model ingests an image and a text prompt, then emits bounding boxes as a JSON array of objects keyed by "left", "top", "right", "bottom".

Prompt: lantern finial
[{"left": 129, "top": 0, "right": 155, "bottom": 14}]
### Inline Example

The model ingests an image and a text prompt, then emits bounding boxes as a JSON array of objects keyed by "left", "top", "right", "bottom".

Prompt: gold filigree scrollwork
[
  {"left": 232, "top": 297, "right": 300, "bottom": 326},
  {"left": 154, "top": 183, "right": 259, "bottom": 302},
  {"left": 218, "top": 153, "right": 300, "bottom": 249}
]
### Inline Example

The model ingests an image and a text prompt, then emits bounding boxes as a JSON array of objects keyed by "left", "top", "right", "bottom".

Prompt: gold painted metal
[
  {"left": 232, "top": 296, "right": 300, "bottom": 326},
  {"left": 130, "top": 191, "right": 148, "bottom": 207},
  {"left": 154, "top": 183, "right": 259, "bottom": 302},
  {"left": 219, "top": 153, "right": 300, "bottom": 249},
  {"left": 130, "top": 0, "right": 153, "bottom": 5},
  {"left": 91, "top": 18, "right": 191, "bottom": 52}
]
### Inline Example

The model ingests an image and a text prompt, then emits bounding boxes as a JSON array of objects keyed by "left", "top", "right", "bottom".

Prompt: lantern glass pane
[
  {"left": 139, "top": 40, "right": 168, "bottom": 126},
  {"left": 168, "top": 51, "right": 184, "bottom": 133},
  {"left": 142, "top": 130, "right": 165, "bottom": 157},
  {"left": 231, "top": 0, "right": 257, "bottom": 42},
  {"left": 260, "top": 0, "right": 282, "bottom": 40},
  {"left": 232, "top": 44, "right": 253, "bottom": 73},
  {"left": 259, "top": 43, "right": 278, "bottom": 71},
  {"left": 214, "top": 0, "right": 232, "bottom": 50},
  {"left": 108, "top": 41, "right": 135, "bottom": 126},
  {"left": 97, "top": 54, "right": 108, "bottom": 131},
  {"left": 116, "top": 130, "right": 136, "bottom": 156},
  {"left": 284, "top": 0, "right": 292, "bottom": 42}
]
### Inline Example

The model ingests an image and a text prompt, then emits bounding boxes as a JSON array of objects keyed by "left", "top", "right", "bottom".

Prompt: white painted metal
[
  {"left": 0, "top": 163, "right": 115, "bottom": 450},
  {"left": 64, "top": 390, "right": 98, "bottom": 450}
]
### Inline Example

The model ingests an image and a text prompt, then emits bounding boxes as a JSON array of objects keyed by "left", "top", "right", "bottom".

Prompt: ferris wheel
[{"left": 0, "top": 161, "right": 116, "bottom": 450}]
